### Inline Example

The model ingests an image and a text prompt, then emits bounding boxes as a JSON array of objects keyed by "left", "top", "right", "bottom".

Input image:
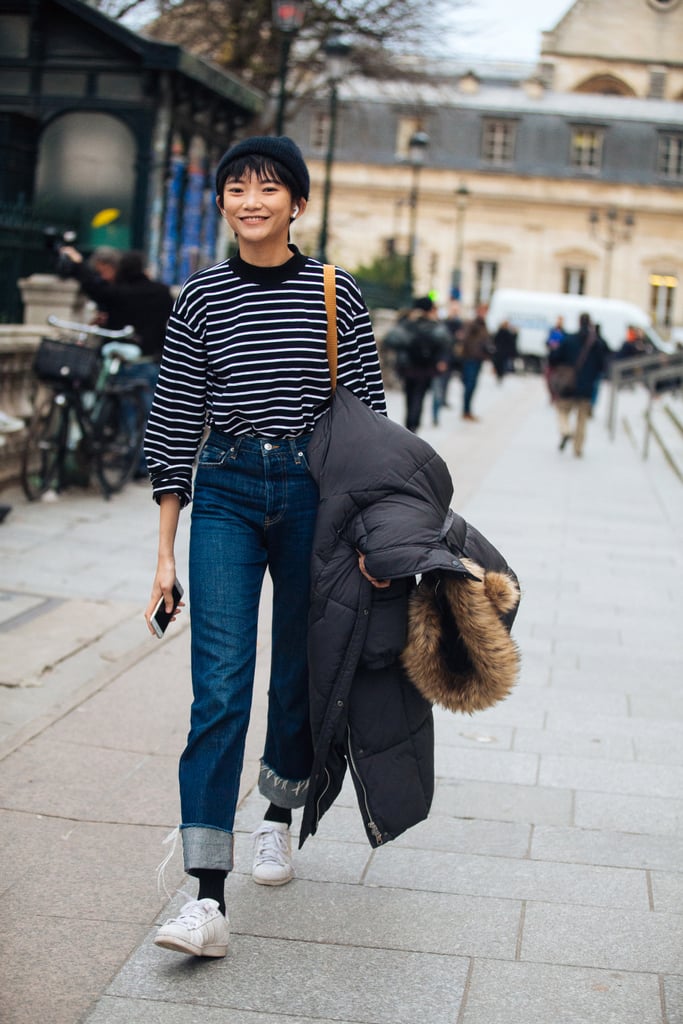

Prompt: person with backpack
[{"left": 383, "top": 296, "right": 451, "bottom": 432}]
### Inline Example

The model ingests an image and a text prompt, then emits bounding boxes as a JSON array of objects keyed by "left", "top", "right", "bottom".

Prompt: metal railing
[{"left": 606, "top": 350, "right": 683, "bottom": 439}]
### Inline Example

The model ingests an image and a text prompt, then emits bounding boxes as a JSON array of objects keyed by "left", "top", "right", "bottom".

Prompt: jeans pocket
[{"left": 198, "top": 442, "right": 230, "bottom": 468}]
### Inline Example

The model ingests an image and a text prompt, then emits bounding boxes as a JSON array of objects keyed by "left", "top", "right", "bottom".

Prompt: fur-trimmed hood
[{"left": 402, "top": 557, "right": 521, "bottom": 714}]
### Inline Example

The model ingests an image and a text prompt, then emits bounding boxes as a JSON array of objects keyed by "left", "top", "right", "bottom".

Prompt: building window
[
  {"left": 570, "top": 127, "right": 604, "bottom": 171},
  {"left": 563, "top": 267, "right": 586, "bottom": 294},
  {"left": 481, "top": 120, "right": 516, "bottom": 165},
  {"left": 657, "top": 134, "right": 683, "bottom": 179},
  {"left": 310, "top": 110, "right": 330, "bottom": 154},
  {"left": 476, "top": 261, "right": 498, "bottom": 308},
  {"left": 649, "top": 273, "right": 677, "bottom": 327}
]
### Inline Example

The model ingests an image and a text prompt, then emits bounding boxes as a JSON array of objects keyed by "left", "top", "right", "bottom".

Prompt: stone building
[{"left": 287, "top": 0, "right": 683, "bottom": 333}]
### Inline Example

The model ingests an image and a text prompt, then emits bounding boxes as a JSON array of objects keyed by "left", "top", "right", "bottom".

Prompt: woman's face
[{"left": 217, "top": 171, "right": 305, "bottom": 250}]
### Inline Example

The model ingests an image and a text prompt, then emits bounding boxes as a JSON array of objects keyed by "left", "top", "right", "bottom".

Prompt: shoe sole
[
  {"left": 252, "top": 870, "right": 294, "bottom": 887},
  {"left": 154, "top": 935, "right": 228, "bottom": 957}
]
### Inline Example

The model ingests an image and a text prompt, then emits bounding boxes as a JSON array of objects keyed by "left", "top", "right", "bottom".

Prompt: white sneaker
[
  {"left": 251, "top": 821, "right": 294, "bottom": 886},
  {"left": 154, "top": 898, "right": 230, "bottom": 957}
]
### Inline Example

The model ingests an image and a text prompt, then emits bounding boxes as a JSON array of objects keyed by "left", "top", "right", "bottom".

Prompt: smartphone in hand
[{"left": 150, "top": 579, "right": 184, "bottom": 638}]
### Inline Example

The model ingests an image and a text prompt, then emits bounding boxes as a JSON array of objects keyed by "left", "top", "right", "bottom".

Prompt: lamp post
[
  {"left": 404, "top": 129, "right": 429, "bottom": 302},
  {"left": 317, "top": 32, "right": 351, "bottom": 263},
  {"left": 451, "top": 183, "right": 470, "bottom": 300},
  {"left": 272, "top": 0, "right": 306, "bottom": 136},
  {"left": 588, "top": 206, "right": 635, "bottom": 297}
]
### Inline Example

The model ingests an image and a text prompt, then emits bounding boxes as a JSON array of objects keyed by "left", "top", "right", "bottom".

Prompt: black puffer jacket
[{"left": 300, "top": 386, "right": 520, "bottom": 849}]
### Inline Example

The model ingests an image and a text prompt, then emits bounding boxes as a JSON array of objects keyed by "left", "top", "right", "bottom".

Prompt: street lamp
[
  {"left": 317, "top": 32, "right": 352, "bottom": 263},
  {"left": 451, "top": 183, "right": 470, "bottom": 300},
  {"left": 272, "top": 0, "right": 306, "bottom": 136},
  {"left": 404, "top": 129, "right": 429, "bottom": 301},
  {"left": 588, "top": 206, "right": 635, "bottom": 297}
]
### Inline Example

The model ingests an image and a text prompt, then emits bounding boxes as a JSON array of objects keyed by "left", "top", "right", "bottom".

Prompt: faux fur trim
[{"left": 401, "top": 558, "right": 521, "bottom": 714}]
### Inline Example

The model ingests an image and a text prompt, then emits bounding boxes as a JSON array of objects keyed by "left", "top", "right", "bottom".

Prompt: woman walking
[{"left": 144, "top": 136, "right": 386, "bottom": 957}]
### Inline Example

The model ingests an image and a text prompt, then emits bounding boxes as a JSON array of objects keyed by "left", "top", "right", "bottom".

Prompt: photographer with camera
[{"left": 58, "top": 243, "right": 174, "bottom": 476}]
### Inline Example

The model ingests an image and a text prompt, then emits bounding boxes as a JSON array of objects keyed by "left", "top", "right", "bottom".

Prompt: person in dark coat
[
  {"left": 548, "top": 312, "right": 609, "bottom": 456},
  {"left": 492, "top": 319, "right": 518, "bottom": 382},
  {"left": 300, "top": 385, "right": 521, "bottom": 849},
  {"left": 383, "top": 296, "right": 451, "bottom": 432}
]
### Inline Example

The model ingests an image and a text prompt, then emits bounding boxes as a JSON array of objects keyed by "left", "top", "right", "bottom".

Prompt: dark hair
[{"left": 216, "top": 154, "right": 301, "bottom": 203}]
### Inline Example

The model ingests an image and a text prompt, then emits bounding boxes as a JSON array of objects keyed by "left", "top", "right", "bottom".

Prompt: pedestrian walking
[
  {"left": 460, "top": 313, "right": 492, "bottom": 421},
  {"left": 383, "top": 296, "right": 450, "bottom": 431},
  {"left": 491, "top": 319, "right": 518, "bottom": 383},
  {"left": 548, "top": 311, "right": 609, "bottom": 457},
  {"left": 142, "top": 135, "right": 386, "bottom": 958}
]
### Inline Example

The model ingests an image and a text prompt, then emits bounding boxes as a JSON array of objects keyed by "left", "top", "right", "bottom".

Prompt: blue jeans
[
  {"left": 461, "top": 359, "right": 482, "bottom": 415},
  {"left": 180, "top": 431, "right": 319, "bottom": 874}
]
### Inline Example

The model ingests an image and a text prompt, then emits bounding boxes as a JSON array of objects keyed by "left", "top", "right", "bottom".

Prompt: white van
[{"left": 486, "top": 289, "right": 675, "bottom": 370}]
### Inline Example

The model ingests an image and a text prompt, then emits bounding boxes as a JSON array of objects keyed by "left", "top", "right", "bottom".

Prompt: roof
[{"left": 54, "top": 0, "right": 264, "bottom": 114}]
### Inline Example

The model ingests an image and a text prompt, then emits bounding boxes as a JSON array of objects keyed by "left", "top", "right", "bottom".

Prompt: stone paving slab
[
  {"left": 87, "top": 999, "right": 362, "bottom": 1024},
  {"left": 0, "top": 597, "right": 139, "bottom": 687},
  {"left": 461, "top": 959, "right": 664, "bottom": 1024},
  {"left": 531, "top": 824, "right": 683, "bottom": 872},
  {"left": 432, "top": 780, "right": 575, "bottom": 827},
  {"left": 538, "top": 754, "right": 683, "bottom": 799},
  {"left": 521, "top": 902, "right": 683, "bottom": 974},
  {"left": 574, "top": 790, "right": 683, "bottom": 836},
  {"left": 107, "top": 934, "right": 470, "bottom": 1024},
  {"left": 219, "top": 873, "right": 522, "bottom": 960},
  {"left": 363, "top": 846, "right": 650, "bottom": 909}
]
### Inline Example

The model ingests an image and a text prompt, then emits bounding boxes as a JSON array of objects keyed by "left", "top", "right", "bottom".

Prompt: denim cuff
[
  {"left": 258, "top": 760, "right": 310, "bottom": 809},
  {"left": 181, "top": 825, "right": 234, "bottom": 873}
]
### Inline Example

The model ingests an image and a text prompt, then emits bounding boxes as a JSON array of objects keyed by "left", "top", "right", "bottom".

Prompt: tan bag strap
[{"left": 323, "top": 263, "right": 337, "bottom": 392}]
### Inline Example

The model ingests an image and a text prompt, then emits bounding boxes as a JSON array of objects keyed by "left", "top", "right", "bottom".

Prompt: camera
[{"left": 44, "top": 226, "right": 78, "bottom": 278}]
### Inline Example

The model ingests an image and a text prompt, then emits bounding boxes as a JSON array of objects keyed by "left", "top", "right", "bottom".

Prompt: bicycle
[{"left": 21, "top": 316, "right": 148, "bottom": 501}]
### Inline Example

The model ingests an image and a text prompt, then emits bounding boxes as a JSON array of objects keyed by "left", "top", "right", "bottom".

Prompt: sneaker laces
[
  {"left": 251, "top": 823, "right": 290, "bottom": 868},
  {"left": 163, "top": 898, "right": 217, "bottom": 930},
  {"left": 156, "top": 826, "right": 180, "bottom": 900}
]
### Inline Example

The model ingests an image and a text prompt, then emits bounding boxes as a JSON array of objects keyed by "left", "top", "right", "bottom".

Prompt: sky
[{"left": 452, "top": 0, "right": 575, "bottom": 62}]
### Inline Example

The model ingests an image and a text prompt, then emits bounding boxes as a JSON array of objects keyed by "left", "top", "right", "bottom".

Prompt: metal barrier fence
[{"left": 606, "top": 350, "right": 683, "bottom": 439}]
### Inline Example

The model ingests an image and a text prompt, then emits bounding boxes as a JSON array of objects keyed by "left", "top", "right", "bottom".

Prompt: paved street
[{"left": 1, "top": 369, "right": 682, "bottom": 1024}]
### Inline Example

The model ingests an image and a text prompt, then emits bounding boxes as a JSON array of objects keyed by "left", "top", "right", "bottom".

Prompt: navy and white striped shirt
[{"left": 144, "top": 247, "right": 386, "bottom": 506}]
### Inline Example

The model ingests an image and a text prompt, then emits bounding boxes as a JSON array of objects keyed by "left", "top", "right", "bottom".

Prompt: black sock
[
  {"left": 264, "top": 802, "right": 292, "bottom": 827},
  {"left": 194, "top": 868, "right": 227, "bottom": 915}
]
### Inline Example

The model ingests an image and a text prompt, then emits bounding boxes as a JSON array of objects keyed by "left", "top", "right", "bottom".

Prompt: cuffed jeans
[{"left": 180, "top": 430, "right": 318, "bottom": 874}]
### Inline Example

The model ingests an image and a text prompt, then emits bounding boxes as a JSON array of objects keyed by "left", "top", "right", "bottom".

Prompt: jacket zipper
[
  {"left": 314, "top": 766, "right": 331, "bottom": 830},
  {"left": 346, "top": 725, "right": 383, "bottom": 845}
]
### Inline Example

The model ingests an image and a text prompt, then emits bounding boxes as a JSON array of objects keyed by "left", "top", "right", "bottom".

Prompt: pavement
[{"left": 1, "top": 369, "right": 682, "bottom": 1024}]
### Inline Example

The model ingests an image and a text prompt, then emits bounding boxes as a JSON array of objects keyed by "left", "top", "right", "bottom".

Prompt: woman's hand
[
  {"left": 144, "top": 559, "right": 184, "bottom": 635},
  {"left": 357, "top": 552, "right": 391, "bottom": 590},
  {"left": 144, "top": 560, "right": 184, "bottom": 635}
]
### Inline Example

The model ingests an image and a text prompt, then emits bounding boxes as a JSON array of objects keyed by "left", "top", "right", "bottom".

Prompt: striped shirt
[{"left": 144, "top": 247, "right": 387, "bottom": 506}]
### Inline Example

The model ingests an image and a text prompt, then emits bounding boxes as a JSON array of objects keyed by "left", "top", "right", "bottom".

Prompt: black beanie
[{"left": 215, "top": 136, "right": 310, "bottom": 199}]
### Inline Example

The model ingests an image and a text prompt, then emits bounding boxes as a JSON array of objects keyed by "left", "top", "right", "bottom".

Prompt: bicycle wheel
[
  {"left": 21, "top": 392, "right": 69, "bottom": 500},
  {"left": 92, "top": 385, "right": 145, "bottom": 496}
]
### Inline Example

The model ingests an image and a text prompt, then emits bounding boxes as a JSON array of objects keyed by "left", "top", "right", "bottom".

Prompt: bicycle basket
[{"left": 33, "top": 337, "right": 101, "bottom": 389}]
